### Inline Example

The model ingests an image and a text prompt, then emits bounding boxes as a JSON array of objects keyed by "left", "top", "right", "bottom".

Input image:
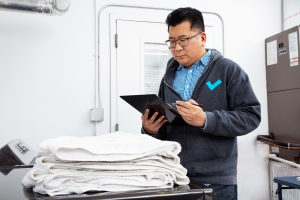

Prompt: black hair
[{"left": 166, "top": 7, "right": 205, "bottom": 33}]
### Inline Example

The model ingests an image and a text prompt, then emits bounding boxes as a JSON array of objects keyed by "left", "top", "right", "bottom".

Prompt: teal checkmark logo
[{"left": 206, "top": 79, "right": 222, "bottom": 90}]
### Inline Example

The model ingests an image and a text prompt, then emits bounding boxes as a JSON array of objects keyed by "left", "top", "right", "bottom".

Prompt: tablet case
[{"left": 120, "top": 94, "right": 189, "bottom": 126}]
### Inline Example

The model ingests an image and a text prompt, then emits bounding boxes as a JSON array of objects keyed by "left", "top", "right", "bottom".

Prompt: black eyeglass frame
[{"left": 165, "top": 32, "right": 202, "bottom": 49}]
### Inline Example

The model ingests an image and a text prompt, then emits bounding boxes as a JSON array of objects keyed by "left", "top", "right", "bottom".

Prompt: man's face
[{"left": 168, "top": 21, "right": 206, "bottom": 68}]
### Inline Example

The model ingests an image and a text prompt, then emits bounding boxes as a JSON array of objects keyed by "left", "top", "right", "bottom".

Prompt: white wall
[
  {"left": 0, "top": 0, "right": 281, "bottom": 199},
  {"left": 0, "top": 0, "right": 96, "bottom": 150},
  {"left": 283, "top": 0, "right": 300, "bottom": 30}
]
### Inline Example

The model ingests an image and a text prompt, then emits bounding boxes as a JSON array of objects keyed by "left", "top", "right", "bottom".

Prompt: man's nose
[{"left": 175, "top": 41, "right": 183, "bottom": 51}]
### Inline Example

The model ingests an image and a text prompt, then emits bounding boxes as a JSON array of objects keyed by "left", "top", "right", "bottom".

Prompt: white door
[
  {"left": 110, "top": 13, "right": 223, "bottom": 134},
  {"left": 111, "top": 19, "right": 170, "bottom": 134}
]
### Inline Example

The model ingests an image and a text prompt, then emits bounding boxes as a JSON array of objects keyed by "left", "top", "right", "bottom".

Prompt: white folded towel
[
  {"left": 31, "top": 155, "right": 187, "bottom": 175},
  {"left": 36, "top": 131, "right": 181, "bottom": 163},
  {"left": 22, "top": 131, "right": 189, "bottom": 196}
]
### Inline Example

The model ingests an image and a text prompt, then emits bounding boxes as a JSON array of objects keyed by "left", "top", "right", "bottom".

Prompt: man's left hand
[{"left": 176, "top": 99, "right": 206, "bottom": 127}]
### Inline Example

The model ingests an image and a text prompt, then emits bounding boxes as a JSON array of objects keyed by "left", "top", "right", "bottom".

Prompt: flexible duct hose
[{"left": 0, "top": 0, "right": 70, "bottom": 16}]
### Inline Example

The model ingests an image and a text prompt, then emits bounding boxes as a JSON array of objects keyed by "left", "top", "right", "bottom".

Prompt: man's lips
[{"left": 177, "top": 55, "right": 186, "bottom": 59}]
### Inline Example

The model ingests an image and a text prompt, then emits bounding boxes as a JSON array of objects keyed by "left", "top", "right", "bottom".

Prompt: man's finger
[
  {"left": 178, "top": 109, "right": 189, "bottom": 117},
  {"left": 177, "top": 108, "right": 189, "bottom": 117},
  {"left": 149, "top": 112, "right": 159, "bottom": 123},
  {"left": 187, "top": 99, "right": 198, "bottom": 105},
  {"left": 177, "top": 105, "right": 189, "bottom": 114},
  {"left": 175, "top": 101, "right": 184, "bottom": 106},
  {"left": 153, "top": 115, "right": 165, "bottom": 127},
  {"left": 176, "top": 101, "right": 193, "bottom": 109},
  {"left": 143, "top": 109, "right": 149, "bottom": 121},
  {"left": 158, "top": 119, "right": 168, "bottom": 128}
]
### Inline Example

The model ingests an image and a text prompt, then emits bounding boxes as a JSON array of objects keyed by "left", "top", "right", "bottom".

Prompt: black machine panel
[
  {"left": 0, "top": 139, "right": 35, "bottom": 175},
  {"left": 265, "top": 25, "right": 300, "bottom": 161},
  {"left": 268, "top": 89, "right": 300, "bottom": 161},
  {"left": 265, "top": 26, "right": 300, "bottom": 93}
]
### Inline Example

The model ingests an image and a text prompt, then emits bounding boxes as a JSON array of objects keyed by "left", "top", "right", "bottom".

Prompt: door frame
[{"left": 97, "top": 5, "right": 225, "bottom": 131}]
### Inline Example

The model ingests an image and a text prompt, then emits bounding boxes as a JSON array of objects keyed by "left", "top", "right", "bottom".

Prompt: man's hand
[
  {"left": 141, "top": 109, "right": 168, "bottom": 135},
  {"left": 176, "top": 99, "right": 206, "bottom": 127}
]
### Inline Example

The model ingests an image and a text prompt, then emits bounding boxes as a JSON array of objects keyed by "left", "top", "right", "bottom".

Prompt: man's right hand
[{"left": 141, "top": 109, "right": 168, "bottom": 135}]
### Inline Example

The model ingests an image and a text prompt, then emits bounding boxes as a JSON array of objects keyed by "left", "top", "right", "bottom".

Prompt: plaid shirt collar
[{"left": 177, "top": 50, "right": 211, "bottom": 71}]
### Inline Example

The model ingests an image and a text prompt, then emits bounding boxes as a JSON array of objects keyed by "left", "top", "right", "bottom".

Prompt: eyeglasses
[{"left": 165, "top": 32, "right": 202, "bottom": 49}]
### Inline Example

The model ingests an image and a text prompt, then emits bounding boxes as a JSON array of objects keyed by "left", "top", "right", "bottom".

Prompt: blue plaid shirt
[{"left": 173, "top": 50, "right": 211, "bottom": 129}]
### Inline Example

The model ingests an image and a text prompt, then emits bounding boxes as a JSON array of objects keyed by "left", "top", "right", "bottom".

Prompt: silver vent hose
[{"left": 0, "top": 0, "right": 70, "bottom": 16}]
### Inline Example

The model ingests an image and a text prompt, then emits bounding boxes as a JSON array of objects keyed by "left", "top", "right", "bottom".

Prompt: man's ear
[{"left": 201, "top": 32, "right": 207, "bottom": 47}]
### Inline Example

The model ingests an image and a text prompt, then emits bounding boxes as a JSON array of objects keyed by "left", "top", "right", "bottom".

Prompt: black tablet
[{"left": 120, "top": 94, "right": 188, "bottom": 125}]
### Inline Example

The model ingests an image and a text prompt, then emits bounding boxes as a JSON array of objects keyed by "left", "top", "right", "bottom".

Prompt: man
[{"left": 141, "top": 7, "right": 261, "bottom": 200}]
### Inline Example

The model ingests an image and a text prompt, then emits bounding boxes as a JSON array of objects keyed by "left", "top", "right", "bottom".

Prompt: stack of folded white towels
[{"left": 22, "top": 131, "right": 189, "bottom": 196}]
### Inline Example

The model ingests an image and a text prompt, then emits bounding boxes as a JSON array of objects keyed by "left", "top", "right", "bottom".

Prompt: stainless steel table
[{"left": 0, "top": 165, "right": 214, "bottom": 200}]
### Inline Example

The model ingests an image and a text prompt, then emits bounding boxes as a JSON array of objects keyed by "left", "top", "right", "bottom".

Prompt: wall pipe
[
  {"left": 269, "top": 154, "right": 300, "bottom": 169},
  {"left": 96, "top": 4, "right": 225, "bottom": 114},
  {"left": 0, "top": 0, "right": 70, "bottom": 16}
]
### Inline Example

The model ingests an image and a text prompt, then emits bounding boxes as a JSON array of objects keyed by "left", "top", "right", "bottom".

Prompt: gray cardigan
[{"left": 142, "top": 49, "right": 261, "bottom": 185}]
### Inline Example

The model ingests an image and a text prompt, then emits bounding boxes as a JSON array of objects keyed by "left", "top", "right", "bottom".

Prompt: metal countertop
[{"left": 0, "top": 166, "right": 214, "bottom": 200}]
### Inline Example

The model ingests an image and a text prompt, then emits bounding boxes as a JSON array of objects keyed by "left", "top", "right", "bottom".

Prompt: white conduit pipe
[
  {"left": 0, "top": 0, "right": 70, "bottom": 16},
  {"left": 269, "top": 154, "right": 300, "bottom": 169}
]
